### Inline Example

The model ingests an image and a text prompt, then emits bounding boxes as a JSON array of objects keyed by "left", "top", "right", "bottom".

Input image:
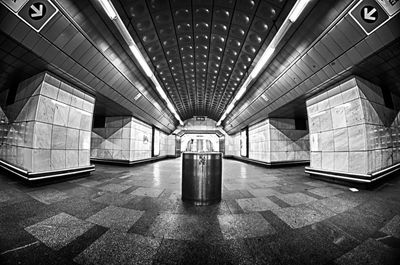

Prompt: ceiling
[
  {"left": 1, "top": 0, "right": 399, "bottom": 135},
  {"left": 110, "top": 0, "right": 296, "bottom": 121},
  {"left": 224, "top": 0, "right": 400, "bottom": 134}
]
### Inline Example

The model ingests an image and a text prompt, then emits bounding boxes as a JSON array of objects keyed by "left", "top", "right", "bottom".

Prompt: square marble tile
[
  {"left": 308, "top": 187, "right": 345, "bottom": 197},
  {"left": 236, "top": 197, "right": 281, "bottom": 212},
  {"left": 86, "top": 205, "right": 144, "bottom": 231},
  {"left": 25, "top": 212, "right": 93, "bottom": 250},
  {"left": 130, "top": 187, "right": 164, "bottom": 198},
  {"left": 309, "top": 196, "right": 360, "bottom": 214},
  {"left": 275, "top": 193, "right": 318, "bottom": 206},
  {"left": 218, "top": 213, "right": 276, "bottom": 240},
  {"left": 74, "top": 230, "right": 161, "bottom": 265},
  {"left": 380, "top": 215, "right": 400, "bottom": 239},
  {"left": 148, "top": 213, "right": 223, "bottom": 241},
  {"left": 92, "top": 192, "right": 136, "bottom": 206},
  {"left": 77, "top": 180, "right": 103, "bottom": 188},
  {"left": 248, "top": 188, "right": 282, "bottom": 197},
  {"left": 272, "top": 205, "right": 330, "bottom": 229},
  {"left": 0, "top": 190, "right": 13, "bottom": 202},
  {"left": 98, "top": 184, "right": 131, "bottom": 193},
  {"left": 27, "top": 189, "right": 69, "bottom": 204},
  {"left": 334, "top": 238, "right": 395, "bottom": 265}
]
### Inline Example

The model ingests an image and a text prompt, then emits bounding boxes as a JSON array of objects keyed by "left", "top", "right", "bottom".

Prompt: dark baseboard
[
  {"left": 305, "top": 163, "right": 400, "bottom": 187},
  {"left": 224, "top": 155, "right": 310, "bottom": 168},
  {"left": 91, "top": 155, "right": 180, "bottom": 166},
  {"left": 0, "top": 159, "right": 95, "bottom": 181}
]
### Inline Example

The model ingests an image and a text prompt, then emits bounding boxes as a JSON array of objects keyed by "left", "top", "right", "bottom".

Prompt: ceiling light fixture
[
  {"left": 288, "top": 0, "right": 311, "bottom": 23},
  {"left": 98, "top": 0, "right": 183, "bottom": 126},
  {"left": 216, "top": 0, "right": 310, "bottom": 127},
  {"left": 98, "top": 0, "right": 117, "bottom": 20}
]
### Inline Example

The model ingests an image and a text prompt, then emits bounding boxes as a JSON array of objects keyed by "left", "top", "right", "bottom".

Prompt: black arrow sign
[{"left": 29, "top": 3, "right": 46, "bottom": 20}]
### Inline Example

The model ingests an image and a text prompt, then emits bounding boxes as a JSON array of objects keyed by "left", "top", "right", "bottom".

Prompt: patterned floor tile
[
  {"left": 148, "top": 213, "right": 223, "bottom": 241},
  {"left": 309, "top": 196, "right": 360, "bottom": 214},
  {"left": 27, "top": 189, "right": 69, "bottom": 204},
  {"left": 92, "top": 192, "right": 136, "bottom": 206},
  {"left": 308, "top": 187, "right": 345, "bottom": 197},
  {"left": 86, "top": 205, "right": 144, "bottom": 231},
  {"left": 236, "top": 197, "right": 281, "bottom": 212},
  {"left": 218, "top": 213, "right": 276, "bottom": 240},
  {"left": 275, "top": 192, "right": 318, "bottom": 206},
  {"left": 272, "top": 205, "right": 330, "bottom": 229},
  {"left": 25, "top": 212, "right": 93, "bottom": 250},
  {"left": 379, "top": 215, "right": 400, "bottom": 239},
  {"left": 334, "top": 238, "right": 398, "bottom": 265},
  {"left": 248, "top": 188, "right": 282, "bottom": 197},
  {"left": 74, "top": 230, "right": 161, "bottom": 265},
  {"left": 130, "top": 187, "right": 165, "bottom": 198},
  {"left": 98, "top": 183, "right": 131, "bottom": 193}
]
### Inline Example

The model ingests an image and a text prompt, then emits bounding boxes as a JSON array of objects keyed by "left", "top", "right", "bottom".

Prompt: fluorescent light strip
[
  {"left": 98, "top": 0, "right": 183, "bottom": 126},
  {"left": 217, "top": 0, "right": 310, "bottom": 127}
]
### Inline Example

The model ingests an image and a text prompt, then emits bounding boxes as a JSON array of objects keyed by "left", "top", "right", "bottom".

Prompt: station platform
[{"left": 0, "top": 158, "right": 399, "bottom": 265}]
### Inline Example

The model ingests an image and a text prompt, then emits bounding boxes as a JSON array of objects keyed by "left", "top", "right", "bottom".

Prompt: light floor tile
[
  {"left": 380, "top": 215, "right": 400, "bottom": 239},
  {"left": 98, "top": 183, "right": 130, "bottom": 193},
  {"left": 74, "top": 230, "right": 161, "bottom": 265},
  {"left": 248, "top": 188, "right": 282, "bottom": 197},
  {"left": 86, "top": 205, "right": 144, "bottom": 231},
  {"left": 25, "top": 212, "right": 93, "bottom": 250},
  {"left": 130, "top": 187, "right": 164, "bottom": 198},
  {"left": 272, "top": 205, "right": 330, "bottom": 229},
  {"left": 28, "top": 188, "right": 69, "bottom": 204},
  {"left": 276, "top": 193, "right": 318, "bottom": 206},
  {"left": 218, "top": 213, "right": 276, "bottom": 240},
  {"left": 308, "top": 187, "right": 345, "bottom": 197},
  {"left": 236, "top": 197, "right": 281, "bottom": 212}
]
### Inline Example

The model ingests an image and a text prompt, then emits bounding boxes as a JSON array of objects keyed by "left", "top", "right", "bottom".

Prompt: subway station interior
[{"left": 0, "top": 0, "right": 400, "bottom": 264}]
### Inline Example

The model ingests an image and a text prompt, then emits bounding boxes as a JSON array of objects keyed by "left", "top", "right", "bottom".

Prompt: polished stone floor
[{"left": 0, "top": 158, "right": 399, "bottom": 264}]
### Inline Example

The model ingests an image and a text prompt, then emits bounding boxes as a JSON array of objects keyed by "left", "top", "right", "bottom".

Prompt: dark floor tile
[
  {"left": 225, "top": 199, "right": 245, "bottom": 214},
  {"left": 58, "top": 225, "right": 108, "bottom": 260},
  {"left": 49, "top": 197, "right": 107, "bottom": 220},
  {"left": 0, "top": 242, "right": 77, "bottom": 265},
  {"left": 127, "top": 210, "right": 160, "bottom": 236}
]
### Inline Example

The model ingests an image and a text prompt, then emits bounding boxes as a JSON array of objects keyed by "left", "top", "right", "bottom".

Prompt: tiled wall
[
  {"left": 307, "top": 76, "right": 400, "bottom": 175},
  {"left": 91, "top": 117, "right": 153, "bottom": 161},
  {"left": 0, "top": 72, "right": 94, "bottom": 173},
  {"left": 225, "top": 132, "right": 240, "bottom": 156},
  {"left": 248, "top": 119, "right": 309, "bottom": 162},
  {"left": 159, "top": 130, "right": 176, "bottom": 156}
]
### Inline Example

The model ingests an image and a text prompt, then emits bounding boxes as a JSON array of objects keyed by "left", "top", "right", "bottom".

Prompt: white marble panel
[
  {"left": 66, "top": 128, "right": 79, "bottom": 149},
  {"left": 33, "top": 122, "right": 52, "bottom": 149},
  {"left": 51, "top": 149, "right": 66, "bottom": 170},
  {"left": 51, "top": 125, "right": 67, "bottom": 149}
]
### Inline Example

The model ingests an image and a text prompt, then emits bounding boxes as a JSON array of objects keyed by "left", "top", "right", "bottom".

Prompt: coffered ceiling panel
[{"left": 113, "top": 0, "right": 295, "bottom": 121}]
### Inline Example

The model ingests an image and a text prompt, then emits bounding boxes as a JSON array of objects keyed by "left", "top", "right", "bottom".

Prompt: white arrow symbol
[
  {"left": 363, "top": 7, "right": 377, "bottom": 21},
  {"left": 30, "top": 4, "right": 44, "bottom": 18}
]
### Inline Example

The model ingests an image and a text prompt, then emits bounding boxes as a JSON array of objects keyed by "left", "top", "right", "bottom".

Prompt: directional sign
[
  {"left": 17, "top": 0, "right": 58, "bottom": 32},
  {"left": 350, "top": 0, "right": 389, "bottom": 34},
  {"left": 0, "top": 0, "right": 28, "bottom": 13},
  {"left": 376, "top": 0, "right": 400, "bottom": 16}
]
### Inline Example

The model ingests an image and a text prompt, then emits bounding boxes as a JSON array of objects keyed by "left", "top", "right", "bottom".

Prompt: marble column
[
  {"left": 306, "top": 76, "right": 400, "bottom": 182},
  {"left": 0, "top": 72, "right": 95, "bottom": 180},
  {"left": 92, "top": 116, "right": 179, "bottom": 164},
  {"left": 248, "top": 118, "right": 310, "bottom": 165}
]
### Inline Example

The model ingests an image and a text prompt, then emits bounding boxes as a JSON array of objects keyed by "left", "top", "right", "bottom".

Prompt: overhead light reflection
[
  {"left": 98, "top": 0, "right": 184, "bottom": 126},
  {"left": 217, "top": 0, "right": 310, "bottom": 127}
]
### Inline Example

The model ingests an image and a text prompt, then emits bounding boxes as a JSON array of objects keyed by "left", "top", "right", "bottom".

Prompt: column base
[
  {"left": 224, "top": 155, "right": 310, "bottom": 167},
  {"left": 91, "top": 155, "right": 179, "bottom": 166},
  {"left": 305, "top": 163, "right": 400, "bottom": 183},
  {"left": 0, "top": 159, "right": 95, "bottom": 181}
]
